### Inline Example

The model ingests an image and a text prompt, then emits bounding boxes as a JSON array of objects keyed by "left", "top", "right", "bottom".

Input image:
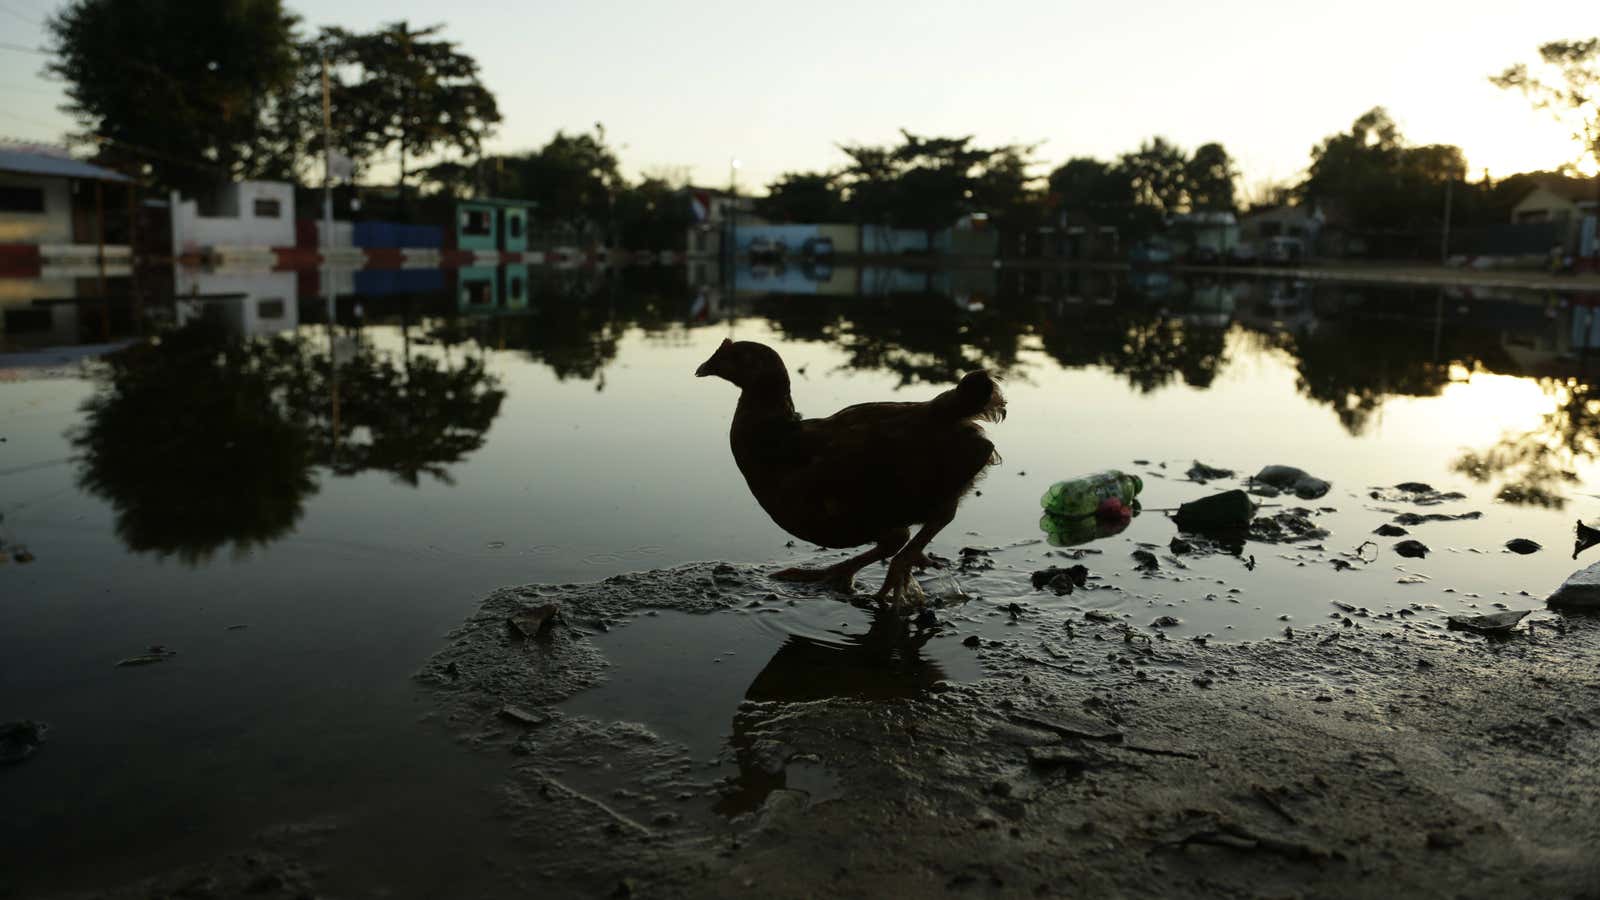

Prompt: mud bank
[{"left": 46, "top": 560, "right": 1600, "bottom": 899}]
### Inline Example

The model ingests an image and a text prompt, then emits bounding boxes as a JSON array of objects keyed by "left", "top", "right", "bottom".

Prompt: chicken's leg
[
  {"left": 772, "top": 528, "right": 910, "bottom": 592},
  {"left": 877, "top": 503, "right": 958, "bottom": 610}
]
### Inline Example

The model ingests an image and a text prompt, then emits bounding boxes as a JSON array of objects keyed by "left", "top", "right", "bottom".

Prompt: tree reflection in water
[
  {"left": 1455, "top": 377, "right": 1600, "bottom": 509},
  {"left": 72, "top": 318, "right": 505, "bottom": 562}
]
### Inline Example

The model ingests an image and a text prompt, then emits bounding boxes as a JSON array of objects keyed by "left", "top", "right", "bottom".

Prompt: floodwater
[{"left": 3, "top": 263, "right": 1600, "bottom": 892}]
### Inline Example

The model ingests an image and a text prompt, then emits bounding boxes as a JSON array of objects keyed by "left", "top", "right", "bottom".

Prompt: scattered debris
[
  {"left": 1131, "top": 550, "right": 1160, "bottom": 571},
  {"left": 1393, "top": 540, "right": 1430, "bottom": 559},
  {"left": 1250, "top": 510, "right": 1329, "bottom": 544},
  {"left": 1031, "top": 565, "right": 1089, "bottom": 595},
  {"left": 1369, "top": 484, "right": 1467, "bottom": 506},
  {"left": 1505, "top": 539, "right": 1541, "bottom": 555},
  {"left": 1393, "top": 511, "right": 1482, "bottom": 526},
  {"left": 0, "top": 720, "right": 47, "bottom": 765},
  {"left": 1252, "top": 465, "right": 1331, "bottom": 500},
  {"left": 498, "top": 705, "right": 549, "bottom": 727},
  {"left": 1446, "top": 610, "right": 1530, "bottom": 636},
  {"left": 116, "top": 646, "right": 177, "bottom": 667},
  {"left": 1374, "top": 524, "right": 1409, "bottom": 537},
  {"left": 508, "top": 603, "right": 561, "bottom": 639},
  {"left": 1185, "top": 461, "right": 1235, "bottom": 484},
  {"left": 1150, "top": 616, "right": 1181, "bottom": 628}
]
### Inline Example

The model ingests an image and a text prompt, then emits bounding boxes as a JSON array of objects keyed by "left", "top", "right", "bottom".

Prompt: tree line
[{"left": 46, "top": 1, "right": 1598, "bottom": 251}]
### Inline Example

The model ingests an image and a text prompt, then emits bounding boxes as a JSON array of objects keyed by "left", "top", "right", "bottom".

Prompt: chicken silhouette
[{"left": 697, "top": 339, "right": 1004, "bottom": 607}]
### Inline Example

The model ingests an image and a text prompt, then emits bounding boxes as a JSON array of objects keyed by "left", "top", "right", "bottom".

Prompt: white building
[{"left": 170, "top": 180, "right": 296, "bottom": 260}]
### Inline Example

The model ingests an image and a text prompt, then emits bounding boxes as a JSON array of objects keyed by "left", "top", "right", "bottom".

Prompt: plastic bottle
[
  {"left": 1039, "top": 502, "right": 1140, "bottom": 547},
  {"left": 1040, "top": 471, "right": 1144, "bottom": 519}
]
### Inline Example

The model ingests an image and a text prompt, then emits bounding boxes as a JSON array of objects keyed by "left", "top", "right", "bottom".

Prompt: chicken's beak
[{"left": 696, "top": 339, "right": 732, "bottom": 378}]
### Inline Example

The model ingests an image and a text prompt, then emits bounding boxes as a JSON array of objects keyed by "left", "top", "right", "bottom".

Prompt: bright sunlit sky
[{"left": 1, "top": 0, "right": 1595, "bottom": 191}]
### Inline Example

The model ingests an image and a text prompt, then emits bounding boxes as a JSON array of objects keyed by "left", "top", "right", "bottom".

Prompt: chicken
[{"left": 696, "top": 339, "right": 1004, "bottom": 608}]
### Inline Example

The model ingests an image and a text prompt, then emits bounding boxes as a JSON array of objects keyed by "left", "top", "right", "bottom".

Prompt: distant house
[
  {"left": 1510, "top": 180, "right": 1598, "bottom": 224},
  {"left": 170, "top": 180, "right": 296, "bottom": 261},
  {"left": 1510, "top": 180, "right": 1599, "bottom": 263},
  {"left": 0, "top": 144, "right": 135, "bottom": 270},
  {"left": 681, "top": 186, "right": 756, "bottom": 286},
  {"left": 1238, "top": 204, "right": 1323, "bottom": 260}
]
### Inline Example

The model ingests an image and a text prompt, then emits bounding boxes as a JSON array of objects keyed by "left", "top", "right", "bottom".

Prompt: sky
[{"left": 1, "top": 0, "right": 1595, "bottom": 193}]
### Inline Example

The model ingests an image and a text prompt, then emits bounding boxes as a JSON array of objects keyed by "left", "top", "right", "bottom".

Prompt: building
[
  {"left": 682, "top": 187, "right": 756, "bottom": 286},
  {"left": 1238, "top": 204, "right": 1324, "bottom": 261},
  {"left": 454, "top": 197, "right": 532, "bottom": 254},
  {"left": 1510, "top": 180, "right": 1598, "bottom": 265},
  {"left": 170, "top": 180, "right": 296, "bottom": 263},
  {"left": 0, "top": 144, "right": 135, "bottom": 272}
]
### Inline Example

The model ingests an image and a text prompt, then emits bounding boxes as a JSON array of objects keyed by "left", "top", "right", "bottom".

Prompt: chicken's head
[{"left": 695, "top": 338, "right": 789, "bottom": 391}]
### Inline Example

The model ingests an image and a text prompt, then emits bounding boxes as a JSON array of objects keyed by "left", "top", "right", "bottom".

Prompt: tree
[
  {"left": 835, "top": 130, "right": 1032, "bottom": 242},
  {"left": 496, "top": 126, "right": 622, "bottom": 236},
  {"left": 755, "top": 172, "right": 846, "bottom": 222},
  {"left": 48, "top": 0, "right": 299, "bottom": 190},
  {"left": 1119, "top": 136, "right": 1189, "bottom": 217},
  {"left": 1494, "top": 38, "right": 1600, "bottom": 174},
  {"left": 320, "top": 22, "right": 501, "bottom": 215},
  {"left": 1299, "top": 108, "right": 1466, "bottom": 244},
  {"left": 1185, "top": 142, "right": 1238, "bottom": 213}
]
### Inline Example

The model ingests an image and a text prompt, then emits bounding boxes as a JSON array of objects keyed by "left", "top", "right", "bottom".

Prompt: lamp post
[{"left": 726, "top": 157, "right": 742, "bottom": 284}]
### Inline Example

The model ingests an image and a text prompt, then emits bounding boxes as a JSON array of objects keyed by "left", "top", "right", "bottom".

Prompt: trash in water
[
  {"left": 1251, "top": 465, "right": 1331, "bottom": 500},
  {"left": 1185, "top": 461, "right": 1235, "bottom": 484},
  {"left": 1374, "top": 524, "right": 1409, "bottom": 537},
  {"left": 1446, "top": 610, "right": 1530, "bottom": 636},
  {"left": 1040, "top": 470, "right": 1143, "bottom": 518},
  {"left": 1250, "top": 509, "right": 1329, "bottom": 544},
  {"left": 0, "top": 720, "right": 47, "bottom": 765},
  {"left": 1171, "top": 490, "right": 1256, "bottom": 532},
  {"left": 1039, "top": 506, "right": 1137, "bottom": 547},
  {"left": 1393, "top": 540, "right": 1431, "bottom": 559},
  {"left": 1504, "top": 539, "right": 1541, "bottom": 555},
  {"left": 1573, "top": 521, "right": 1600, "bottom": 560},
  {"left": 1131, "top": 550, "right": 1160, "bottom": 571}
]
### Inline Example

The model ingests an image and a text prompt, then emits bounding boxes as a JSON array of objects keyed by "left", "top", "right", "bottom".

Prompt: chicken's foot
[{"left": 773, "top": 530, "right": 909, "bottom": 592}]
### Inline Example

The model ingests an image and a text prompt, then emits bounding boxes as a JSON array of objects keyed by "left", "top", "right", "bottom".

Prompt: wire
[{"left": 0, "top": 40, "right": 49, "bottom": 55}]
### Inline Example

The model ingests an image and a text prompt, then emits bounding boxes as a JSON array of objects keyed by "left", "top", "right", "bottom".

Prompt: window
[
  {"left": 509, "top": 277, "right": 523, "bottom": 301},
  {"left": 257, "top": 298, "right": 285, "bottom": 319},
  {"left": 462, "top": 279, "right": 492, "bottom": 305},
  {"left": 462, "top": 209, "right": 492, "bottom": 236},
  {"left": 0, "top": 186, "right": 46, "bottom": 213},
  {"left": 694, "top": 229, "right": 707, "bottom": 252},
  {"left": 253, "top": 197, "right": 282, "bottom": 218},
  {"left": 509, "top": 214, "right": 524, "bottom": 238}
]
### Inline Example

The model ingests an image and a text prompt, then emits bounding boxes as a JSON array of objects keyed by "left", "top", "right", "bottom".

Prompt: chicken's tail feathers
[{"left": 933, "top": 370, "right": 1007, "bottom": 424}]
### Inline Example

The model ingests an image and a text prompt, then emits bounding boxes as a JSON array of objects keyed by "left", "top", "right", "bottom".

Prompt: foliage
[
  {"left": 316, "top": 22, "right": 501, "bottom": 209},
  {"left": 1119, "top": 136, "right": 1190, "bottom": 217},
  {"left": 47, "top": 0, "right": 299, "bottom": 190},
  {"left": 836, "top": 130, "right": 1037, "bottom": 232},
  {"left": 1494, "top": 38, "right": 1600, "bottom": 172},
  {"left": 755, "top": 172, "right": 847, "bottom": 222},
  {"left": 1186, "top": 142, "right": 1239, "bottom": 213},
  {"left": 492, "top": 126, "right": 623, "bottom": 236},
  {"left": 1298, "top": 107, "right": 1466, "bottom": 234}
]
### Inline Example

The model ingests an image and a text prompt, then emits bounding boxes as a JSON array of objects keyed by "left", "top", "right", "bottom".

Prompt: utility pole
[{"left": 1439, "top": 178, "right": 1453, "bottom": 263}]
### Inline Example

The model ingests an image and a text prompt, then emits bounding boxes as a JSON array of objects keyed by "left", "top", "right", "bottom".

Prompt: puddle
[{"left": 562, "top": 602, "right": 982, "bottom": 756}]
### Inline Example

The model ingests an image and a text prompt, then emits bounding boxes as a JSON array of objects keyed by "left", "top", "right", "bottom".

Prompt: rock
[
  {"left": 1131, "top": 550, "right": 1159, "bottom": 571},
  {"left": 0, "top": 720, "right": 47, "bottom": 765},
  {"left": 1394, "top": 511, "right": 1482, "bottom": 526},
  {"left": 1393, "top": 540, "right": 1430, "bottom": 559},
  {"left": 1446, "top": 610, "right": 1530, "bottom": 635},
  {"left": 1575, "top": 521, "right": 1600, "bottom": 560},
  {"left": 1031, "top": 565, "right": 1088, "bottom": 595},
  {"left": 1547, "top": 561, "right": 1600, "bottom": 609},
  {"left": 498, "top": 705, "right": 549, "bottom": 727},
  {"left": 1084, "top": 609, "right": 1118, "bottom": 623},
  {"left": 1150, "top": 616, "right": 1181, "bottom": 628},
  {"left": 116, "top": 646, "right": 177, "bottom": 667},
  {"left": 1026, "top": 746, "right": 1090, "bottom": 773},
  {"left": 1253, "top": 465, "right": 1330, "bottom": 500},
  {"left": 1505, "top": 539, "right": 1541, "bottom": 555},
  {"left": 1185, "top": 461, "right": 1235, "bottom": 483},
  {"left": 508, "top": 603, "right": 561, "bottom": 639},
  {"left": 1370, "top": 484, "right": 1467, "bottom": 506},
  {"left": 1169, "top": 536, "right": 1193, "bottom": 555},
  {"left": 1374, "top": 524, "right": 1409, "bottom": 537},
  {"left": 963, "top": 634, "right": 982, "bottom": 647},
  {"left": 1173, "top": 490, "right": 1256, "bottom": 531}
]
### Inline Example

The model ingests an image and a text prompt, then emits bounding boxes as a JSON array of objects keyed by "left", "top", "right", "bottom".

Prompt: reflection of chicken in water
[
  {"left": 696, "top": 339, "right": 1004, "bottom": 606},
  {"left": 717, "top": 612, "right": 945, "bottom": 816}
]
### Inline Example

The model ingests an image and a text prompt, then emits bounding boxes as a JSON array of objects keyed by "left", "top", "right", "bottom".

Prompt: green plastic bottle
[
  {"left": 1040, "top": 470, "right": 1144, "bottom": 518},
  {"left": 1039, "top": 501, "right": 1141, "bottom": 546}
]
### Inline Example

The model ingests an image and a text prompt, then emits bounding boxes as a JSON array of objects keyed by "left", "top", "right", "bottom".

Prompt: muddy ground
[{"left": 39, "top": 559, "right": 1600, "bottom": 899}]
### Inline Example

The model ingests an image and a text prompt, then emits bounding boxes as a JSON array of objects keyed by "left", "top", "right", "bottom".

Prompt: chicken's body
[{"left": 698, "top": 339, "right": 1004, "bottom": 606}]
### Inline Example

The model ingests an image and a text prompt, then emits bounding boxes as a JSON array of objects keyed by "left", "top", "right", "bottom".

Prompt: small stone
[
  {"left": 1504, "top": 538, "right": 1541, "bottom": 555},
  {"left": 498, "top": 705, "right": 548, "bottom": 727},
  {"left": 508, "top": 603, "right": 561, "bottom": 639}
]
